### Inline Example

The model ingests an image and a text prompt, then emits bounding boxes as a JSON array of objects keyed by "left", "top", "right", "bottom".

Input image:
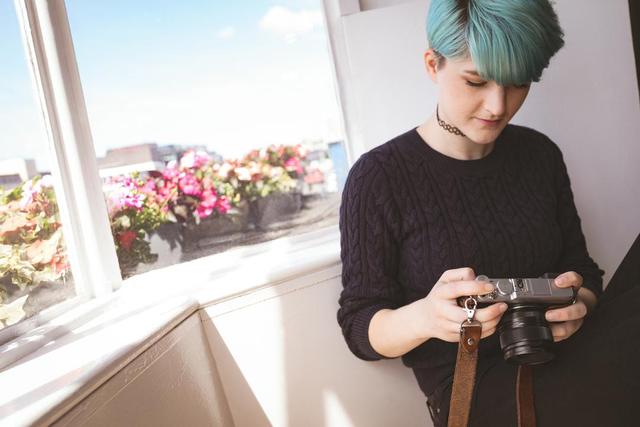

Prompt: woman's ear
[{"left": 424, "top": 48, "right": 440, "bottom": 83}]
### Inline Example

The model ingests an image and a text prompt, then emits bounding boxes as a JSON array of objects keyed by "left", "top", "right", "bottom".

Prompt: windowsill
[{"left": 0, "top": 224, "right": 341, "bottom": 426}]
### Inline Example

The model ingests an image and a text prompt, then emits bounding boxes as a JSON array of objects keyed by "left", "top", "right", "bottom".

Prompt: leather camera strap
[
  {"left": 447, "top": 319, "right": 481, "bottom": 427},
  {"left": 447, "top": 325, "right": 537, "bottom": 427},
  {"left": 516, "top": 365, "right": 536, "bottom": 427}
]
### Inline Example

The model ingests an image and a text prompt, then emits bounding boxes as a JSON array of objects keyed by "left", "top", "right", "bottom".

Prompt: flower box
[
  {"left": 249, "top": 191, "right": 302, "bottom": 231},
  {"left": 182, "top": 201, "right": 250, "bottom": 251}
]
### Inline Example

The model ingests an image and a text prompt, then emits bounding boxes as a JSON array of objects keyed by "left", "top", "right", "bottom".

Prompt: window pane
[
  {"left": 66, "top": 1, "right": 347, "bottom": 278},
  {"left": 0, "top": 3, "right": 76, "bottom": 331}
]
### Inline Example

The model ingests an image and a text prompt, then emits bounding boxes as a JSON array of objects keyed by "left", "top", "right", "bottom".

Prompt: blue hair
[{"left": 426, "top": 0, "right": 565, "bottom": 86}]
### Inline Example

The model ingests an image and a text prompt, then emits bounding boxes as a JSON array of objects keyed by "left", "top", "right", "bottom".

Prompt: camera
[{"left": 461, "top": 273, "right": 577, "bottom": 365}]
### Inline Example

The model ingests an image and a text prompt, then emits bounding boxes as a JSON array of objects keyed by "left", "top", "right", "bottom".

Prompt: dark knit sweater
[{"left": 336, "top": 124, "right": 605, "bottom": 396}]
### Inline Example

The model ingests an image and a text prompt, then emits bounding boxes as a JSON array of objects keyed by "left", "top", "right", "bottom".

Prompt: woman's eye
[{"left": 465, "top": 80, "right": 486, "bottom": 87}]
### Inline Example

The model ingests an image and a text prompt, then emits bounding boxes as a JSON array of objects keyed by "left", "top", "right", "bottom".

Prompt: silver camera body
[
  {"left": 474, "top": 274, "right": 577, "bottom": 306},
  {"left": 463, "top": 273, "right": 579, "bottom": 365}
]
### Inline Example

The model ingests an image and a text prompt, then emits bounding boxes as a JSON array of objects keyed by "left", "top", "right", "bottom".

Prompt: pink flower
[
  {"left": 178, "top": 174, "right": 202, "bottom": 196},
  {"left": 196, "top": 205, "right": 213, "bottom": 218},
  {"left": 195, "top": 190, "right": 228, "bottom": 218},
  {"left": 140, "top": 179, "right": 156, "bottom": 192},
  {"left": 216, "top": 196, "right": 231, "bottom": 214},
  {"left": 163, "top": 163, "right": 179, "bottom": 180},
  {"left": 122, "top": 193, "right": 145, "bottom": 209},
  {"left": 285, "top": 157, "right": 303, "bottom": 174},
  {"left": 200, "top": 189, "right": 218, "bottom": 208}
]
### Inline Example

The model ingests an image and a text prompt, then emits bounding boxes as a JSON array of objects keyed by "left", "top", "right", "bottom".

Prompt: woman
[{"left": 337, "top": 0, "right": 638, "bottom": 426}]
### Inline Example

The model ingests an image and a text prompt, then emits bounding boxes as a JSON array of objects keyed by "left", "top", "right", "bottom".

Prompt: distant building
[
  {"left": 97, "top": 143, "right": 225, "bottom": 178},
  {"left": 97, "top": 143, "right": 165, "bottom": 178},
  {"left": 156, "top": 144, "right": 223, "bottom": 164},
  {"left": 0, "top": 158, "right": 38, "bottom": 190}
]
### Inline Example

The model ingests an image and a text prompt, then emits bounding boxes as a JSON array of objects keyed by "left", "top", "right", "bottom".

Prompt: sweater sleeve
[
  {"left": 549, "top": 140, "right": 605, "bottom": 298},
  {"left": 337, "top": 152, "right": 404, "bottom": 361}
]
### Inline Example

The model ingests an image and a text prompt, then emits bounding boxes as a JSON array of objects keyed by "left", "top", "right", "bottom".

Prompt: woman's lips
[{"left": 476, "top": 117, "right": 501, "bottom": 126}]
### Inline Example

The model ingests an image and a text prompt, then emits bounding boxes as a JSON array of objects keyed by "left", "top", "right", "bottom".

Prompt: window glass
[
  {"left": 66, "top": 0, "right": 347, "bottom": 278},
  {"left": 0, "top": 2, "right": 76, "bottom": 331}
]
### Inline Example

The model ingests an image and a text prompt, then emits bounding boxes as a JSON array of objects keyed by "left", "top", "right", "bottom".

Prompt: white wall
[
  {"left": 333, "top": 0, "right": 640, "bottom": 287},
  {"left": 52, "top": 313, "right": 234, "bottom": 427},
  {"left": 201, "top": 264, "right": 430, "bottom": 427},
  {"left": 47, "top": 265, "right": 432, "bottom": 427}
]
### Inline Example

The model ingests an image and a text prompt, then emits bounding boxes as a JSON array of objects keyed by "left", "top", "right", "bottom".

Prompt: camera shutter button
[{"left": 496, "top": 280, "right": 514, "bottom": 295}]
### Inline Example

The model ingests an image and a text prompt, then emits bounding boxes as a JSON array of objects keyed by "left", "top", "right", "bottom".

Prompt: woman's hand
[
  {"left": 414, "top": 267, "right": 508, "bottom": 343},
  {"left": 545, "top": 271, "right": 596, "bottom": 342}
]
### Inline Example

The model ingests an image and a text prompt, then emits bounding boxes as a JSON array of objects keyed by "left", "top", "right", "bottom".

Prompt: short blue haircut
[{"left": 426, "top": 0, "right": 565, "bottom": 86}]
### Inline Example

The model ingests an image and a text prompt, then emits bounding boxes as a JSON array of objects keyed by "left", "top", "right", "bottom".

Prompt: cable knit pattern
[{"left": 337, "top": 124, "right": 605, "bottom": 395}]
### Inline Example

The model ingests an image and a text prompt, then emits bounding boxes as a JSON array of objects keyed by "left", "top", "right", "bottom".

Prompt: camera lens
[{"left": 498, "top": 305, "right": 555, "bottom": 365}]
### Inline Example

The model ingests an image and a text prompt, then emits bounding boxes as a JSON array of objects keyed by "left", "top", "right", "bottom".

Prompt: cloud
[
  {"left": 217, "top": 26, "right": 236, "bottom": 40},
  {"left": 259, "top": 6, "right": 323, "bottom": 44}
]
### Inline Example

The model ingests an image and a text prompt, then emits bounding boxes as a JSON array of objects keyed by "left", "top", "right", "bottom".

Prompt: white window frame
[
  {"left": 15, "top": 0, "right": 123, "bottom": 292},
  {"left": 321, "top": 0, "right": 370, "bottom": 165},
  {"left": 0, "top": 0, "right": 123, "bottom": 348},
  {"left": 0, "top": 0, "right": 353, "bottom": 359}
]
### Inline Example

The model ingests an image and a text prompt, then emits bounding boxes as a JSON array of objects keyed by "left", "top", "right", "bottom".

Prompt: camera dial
[{"left": 496, "top": 280, "right": 514, "bottom": 296}]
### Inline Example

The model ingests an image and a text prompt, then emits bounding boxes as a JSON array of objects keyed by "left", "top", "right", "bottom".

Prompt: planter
[
  {"left": 182, "top": 201, "right": 250, "bottom": 251},
  {"left": 249, "top": 191, "right": 303, "bottom": 231},
  {"left": 120, "top": 201, "right": 251, "bottom": 277}
]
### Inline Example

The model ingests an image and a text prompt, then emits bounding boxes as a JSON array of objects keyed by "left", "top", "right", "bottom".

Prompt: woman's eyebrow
[{"left": 462, "top": 69, "right": 480, "bottom": 76}]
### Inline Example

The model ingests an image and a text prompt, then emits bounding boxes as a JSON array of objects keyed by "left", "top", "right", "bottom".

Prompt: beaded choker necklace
[{"left": 436, "top": 104, "right": 466, "bottom": 137}]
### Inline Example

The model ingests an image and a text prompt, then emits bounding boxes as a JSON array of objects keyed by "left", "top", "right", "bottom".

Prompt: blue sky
[{"left": 1, "top": 0, "right": 342, "bottom": 170}]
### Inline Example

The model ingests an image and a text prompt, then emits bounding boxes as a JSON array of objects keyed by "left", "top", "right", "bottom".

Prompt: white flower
[
  {"left": 270, "top": 166, "right": 284, "bottom": 179},
  {"left": 217, "top": 162, "right": 233, "bottom": 179},
  {"left": 235, "top": 167, "right": 251, "bottom": 181},
  {"left": 180, "top": 151, "right": 196, "bottom": 169}
]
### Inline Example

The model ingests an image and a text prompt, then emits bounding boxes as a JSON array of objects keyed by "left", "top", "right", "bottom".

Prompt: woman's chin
[{"left": 467, "top": 126, "right": 505, "bottom": 144}]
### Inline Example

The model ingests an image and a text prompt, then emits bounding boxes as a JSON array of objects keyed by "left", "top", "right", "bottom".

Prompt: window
[
  {"left": 65, "top": 0, "right": 347, "bottom": 278},
  {"left": 0, "top": 1, "right": 77, "bottom": 333}
]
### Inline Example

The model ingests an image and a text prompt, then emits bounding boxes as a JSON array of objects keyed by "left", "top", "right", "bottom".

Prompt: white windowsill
[{"left": 0, "top": 224, "right": 341, "bottom": 426}]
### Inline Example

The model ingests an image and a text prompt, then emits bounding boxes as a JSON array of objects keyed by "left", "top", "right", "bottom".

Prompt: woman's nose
[{"left": 483, "top": 86, "right": 507, "bottom": 118}]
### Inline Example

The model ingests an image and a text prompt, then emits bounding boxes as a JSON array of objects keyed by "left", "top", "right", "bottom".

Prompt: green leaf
[
  {"left": 0, "top": 294, "right": 28, "bottom": 326},
  {"left": 26, "top": 228, "right": 62, "bottom": 265}
]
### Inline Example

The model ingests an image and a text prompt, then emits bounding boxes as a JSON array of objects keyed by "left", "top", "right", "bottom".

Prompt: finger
[
  {"left": 479, "top": 316, "right": 502, "bottom": 333},
  {"left": 554, "top": 271, "right": 583, "bottom": 289},
  {"left": 550, "top": 319, "right": 583, "bottom": 342},
  {"left": 440, "top": 309, "right": 501, "bottom": 339},
  {"left": 475, "top": 303, "right": 508, "bottom": 322},
  {"left": 549, "top": 323, "right": 567, "bottom": 342},
  {"left": 438, "top": 280, "right": 495, "bottom": 299},
  {"left": 439, "top": 267, "right": 476, "bottom": 283},
  {"left": 481, "top": 327, "right": 496, "bottom": 339},
  {"left": 440, "top": 321, "right": 467, "bottom": 342},
  {"left": 441, "top": 304, "right": 469, "bottom": 324},
  {"left": 546, "top": 302, "right": 587, "bottom": 322},
  {"left": 440, "top": 302, "right": 505, "bottom": 325}
]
